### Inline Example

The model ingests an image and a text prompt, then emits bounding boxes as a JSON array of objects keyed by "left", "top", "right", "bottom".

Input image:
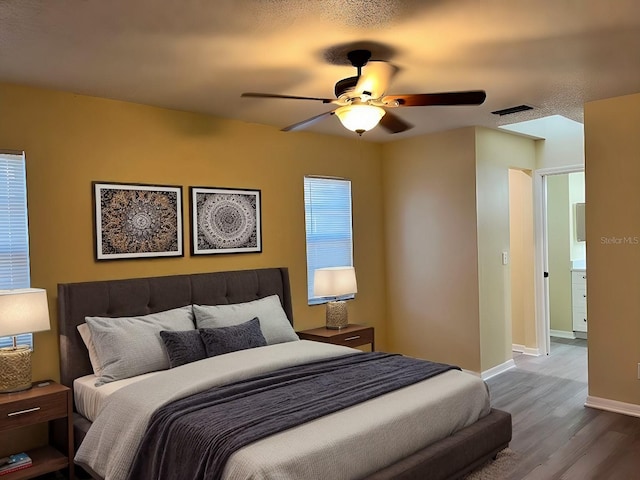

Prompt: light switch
[{"left": 502, "top": 251, "right": 509, "bottom": 265}]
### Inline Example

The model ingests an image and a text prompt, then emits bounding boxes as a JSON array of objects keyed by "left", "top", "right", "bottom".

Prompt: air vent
[{"left": 491, "top": 105, "right": 534, "bottom": 116}]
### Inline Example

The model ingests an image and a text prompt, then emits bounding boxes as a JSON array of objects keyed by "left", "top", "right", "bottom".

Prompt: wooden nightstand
[
  {"left": 0, "top": 381, "right": 74, "bottom": 480},
  {"left": 297, "top": 324, "right": 375, "bottom": 351}
]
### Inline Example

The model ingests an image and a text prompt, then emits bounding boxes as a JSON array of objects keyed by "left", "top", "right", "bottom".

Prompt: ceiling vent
[{"left": 491, "top": 104, "right": 534, "bottom": 116}]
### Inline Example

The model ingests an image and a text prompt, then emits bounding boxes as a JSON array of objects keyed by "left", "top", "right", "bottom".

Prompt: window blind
[
  {"left": 304, "top": 176, "right": 354, "bottom": 304},
  {"left": 0, "top": 152, "right": 33, "bottom": 349}
]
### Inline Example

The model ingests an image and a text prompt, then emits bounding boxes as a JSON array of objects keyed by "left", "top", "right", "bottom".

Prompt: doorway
[
  {"left": 547, "top": 172, "right": 586, "bottom": 341},
  {"left": 533, "top": 166, "right": 586, "bottom": 356}
]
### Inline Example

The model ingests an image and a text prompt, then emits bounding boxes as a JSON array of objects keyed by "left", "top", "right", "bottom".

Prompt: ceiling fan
[{"left": 241, "top": 49, "right": 486, "bottom": 136}]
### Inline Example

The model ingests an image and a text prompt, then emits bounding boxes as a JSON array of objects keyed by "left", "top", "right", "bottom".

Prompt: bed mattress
[{"left": 75, "top": 341, "right": 491, "bottom": 480}]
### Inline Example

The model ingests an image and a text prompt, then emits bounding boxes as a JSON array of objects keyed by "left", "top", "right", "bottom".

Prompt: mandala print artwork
[
  {"left": 95, "top": 183, "right": 183, "bottom": 259},
  {"left": 192, "top": 188, "right": 261, "bottom": 254}
]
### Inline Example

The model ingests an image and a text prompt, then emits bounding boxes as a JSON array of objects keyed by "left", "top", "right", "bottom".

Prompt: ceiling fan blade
[
  {"left": 281, "top": 110, "right": 335, "bottom": 132},
  {"left": 354, "top": 61, "right": 398, "bottom": 99},
  {"left": 242, "top": 92, "right": 335, "bottom": 103},
  {"left": 383, "top": 90, "right": 486, "bottom": 107},
  {"left": 379, "top": 111, "right": 413, "bottom": 134}
]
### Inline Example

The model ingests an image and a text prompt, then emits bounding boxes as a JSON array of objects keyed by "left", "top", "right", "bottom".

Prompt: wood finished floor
[{"left": 487, "top": 338, "right": 640, "bottom": 480}]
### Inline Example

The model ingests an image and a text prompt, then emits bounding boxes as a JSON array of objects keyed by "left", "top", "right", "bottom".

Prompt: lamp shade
[
  {"left": 335, "top": 105, "right": 385, "bottom": 134},
  {"left": 0, "top": 288, "right": 51, "bottom": 337},
  {"left": 314, "top": 267, "right": 358, "bottom": 297}
]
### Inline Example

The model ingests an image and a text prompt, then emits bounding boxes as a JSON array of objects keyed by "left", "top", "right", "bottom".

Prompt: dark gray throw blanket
[{"left": 126, "top": 352, "right": 459, "bottom": 480}]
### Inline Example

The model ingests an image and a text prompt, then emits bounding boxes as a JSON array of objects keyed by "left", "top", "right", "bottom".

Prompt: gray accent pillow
[
  {"left": 193, "top": 295, "right": 298, "bottom": 345},
  {"left": 199, "top": 318, "right": 267, "bottom": 357},
  {"left": 86, "top": 306, "right": 195, "bottom": 386},
  {"left": 160, "top": 330, "right": 207, "bottom": 368}
]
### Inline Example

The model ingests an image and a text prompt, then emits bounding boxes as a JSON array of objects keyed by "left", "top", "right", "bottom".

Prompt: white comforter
[{"left": 75, "top": 341, "right": 490, "bottom": 480}]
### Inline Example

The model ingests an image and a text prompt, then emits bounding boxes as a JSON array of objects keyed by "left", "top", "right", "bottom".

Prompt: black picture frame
[
  {"left": 93, "top": 182, "right": 184, "bottom": 260},
  {"left": 190, "top": 186, "right": 262, "bottom": 255}
]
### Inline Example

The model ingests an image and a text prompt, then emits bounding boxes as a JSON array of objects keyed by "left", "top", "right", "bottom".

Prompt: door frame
[{"left": 533, "top": 164, "right": 585, "bottom": 356}]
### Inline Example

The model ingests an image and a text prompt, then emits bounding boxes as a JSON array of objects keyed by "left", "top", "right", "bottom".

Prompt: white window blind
[
  {"left": 304, "top": 176, "right": 354, "bottom": 304},
  {"left": 0, "top": 151, "right": 33, "bottom": 349}
]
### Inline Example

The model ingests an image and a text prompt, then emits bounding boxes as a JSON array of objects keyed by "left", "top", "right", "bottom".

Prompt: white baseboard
[
  {"left": 512, "top": 344, "right": 541, "bottom": 356},
  {"left": 550, "top": 329, "right": 576, "bottom": 339},
  {"left": 585, "top": 395, "right": 640, "bottom": 418},
  {"left": 481, "top": 359, "right": 516, "bottom": 381}
]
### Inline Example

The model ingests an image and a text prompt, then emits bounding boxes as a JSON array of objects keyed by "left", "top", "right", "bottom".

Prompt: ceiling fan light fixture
[{"left": 335, "top": 104, "right": 385, "bottom": 135}]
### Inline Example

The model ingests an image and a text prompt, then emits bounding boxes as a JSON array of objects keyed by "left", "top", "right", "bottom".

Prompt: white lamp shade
[
  {"left": 0, "top": 288, "right": 51, "bottom": 337},
  {"left": 314, "top": 267, "right": 358, "bottom": 297},
  {"left": 335, "top": 105, "right": 385, "bottom": 133}
]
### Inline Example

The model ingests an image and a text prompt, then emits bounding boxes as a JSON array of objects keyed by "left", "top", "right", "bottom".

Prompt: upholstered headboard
[{"left": 57, "top": 267, "right": 293, "bottom": 389}]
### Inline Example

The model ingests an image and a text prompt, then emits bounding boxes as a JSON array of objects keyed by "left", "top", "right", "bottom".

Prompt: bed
[{"left": 57, "top": 267, "right": 511, "bottom": 480}]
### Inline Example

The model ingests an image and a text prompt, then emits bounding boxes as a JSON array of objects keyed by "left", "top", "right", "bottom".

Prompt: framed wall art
[
  {"left": 93, "top": 182, "right": 183, "bottom": 260},
  {"left": 190, "top": 187, "right": 262, "bottom": 255}
]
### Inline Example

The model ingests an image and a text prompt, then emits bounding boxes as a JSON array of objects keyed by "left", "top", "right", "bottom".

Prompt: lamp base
[
  {"left": 325, "top": 301, "right": 348, "bottom": 330},
  {"left": 0, "top": 345, "right": 32, "bottom": 393}
]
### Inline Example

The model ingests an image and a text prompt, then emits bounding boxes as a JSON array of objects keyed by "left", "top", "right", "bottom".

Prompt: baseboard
[
  {"left": 550, "top": 329, "right": 576, "bottom": 339},
  {"left": 585, "top": 395, "right": 640, "bottom": 418},
  {"left": 512, "top": 344, "right": 541, "bottom": 356},
  {"left": 481, "top": 359, "right": 516, "bottom": 381}
]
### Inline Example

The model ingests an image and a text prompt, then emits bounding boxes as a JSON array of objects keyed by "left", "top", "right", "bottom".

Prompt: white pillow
[
  {"left": 193, "top": 295, "right": 298, "bottom": 345},
  {"left": 77, "top": 323, "right": 103, "bottom": 376},
  {"left": 86, "top": 306, "right": 195, "bottom": 386}
]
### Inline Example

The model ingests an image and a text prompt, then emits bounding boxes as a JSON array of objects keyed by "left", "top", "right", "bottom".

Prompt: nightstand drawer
[
  {"left": 0, "top": 390, "right": 68, "bottom": 432},
  {"left": 330, "top": 328, "right": 374, "bottom": 348},
  {"left": 297, "top": 324, "right": 375, "bottom": 350}
]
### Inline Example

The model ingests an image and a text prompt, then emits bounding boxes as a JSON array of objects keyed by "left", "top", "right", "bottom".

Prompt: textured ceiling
[{"left": 1, "top": 0, "right": 639, "bottom": 142}]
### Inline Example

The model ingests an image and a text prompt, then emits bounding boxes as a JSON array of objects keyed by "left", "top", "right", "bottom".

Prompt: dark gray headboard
[{"left": 58, "top": 267, "right": 293, "bottom": 389}]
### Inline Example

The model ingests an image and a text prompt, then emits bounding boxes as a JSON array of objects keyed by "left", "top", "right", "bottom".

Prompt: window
[
  {"left": 304, "top": 176, "right": 354, "bottom": 304},
  {"left": 0, "top": 151, "right": 33, "bottom": 349}
]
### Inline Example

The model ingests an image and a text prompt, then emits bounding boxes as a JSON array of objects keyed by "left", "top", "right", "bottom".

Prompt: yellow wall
[
  {"left": 382, "top": 127, "right": 537, "bottom": 374},
  {"left": 585, "top": 92, "right": 640, "bottom": 406},
  {"left": 0, "top": 82, "right": 388, "bottom": 385},
  {"left": 382, "top": 128, "right": 482, "bottom": 371},
  {"left": 508, "top": 169, "right": 536, "bottom": 348},
  {"left": 475, "top": 128, "right": 536, "bottom": 371}
]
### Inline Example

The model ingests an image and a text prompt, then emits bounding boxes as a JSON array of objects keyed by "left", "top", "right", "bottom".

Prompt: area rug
[{"left": 463, "top": 448, "right": 519, "bottom": 480}]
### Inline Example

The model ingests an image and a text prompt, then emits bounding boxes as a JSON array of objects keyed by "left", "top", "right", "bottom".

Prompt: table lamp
[
  {"left": 0, "top": 288, "right": 51, "bottom": 393},
  {"left": 313, "top": 267, "right": 357, "bottom": 329}
]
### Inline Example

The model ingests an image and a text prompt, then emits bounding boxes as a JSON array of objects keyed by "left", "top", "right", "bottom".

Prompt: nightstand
[
  {"left": 0, "top": 381, "right": 74, "bottom": 480},
  {"left": 297, "top": 324, "right": 375, "bottom": 351}
]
